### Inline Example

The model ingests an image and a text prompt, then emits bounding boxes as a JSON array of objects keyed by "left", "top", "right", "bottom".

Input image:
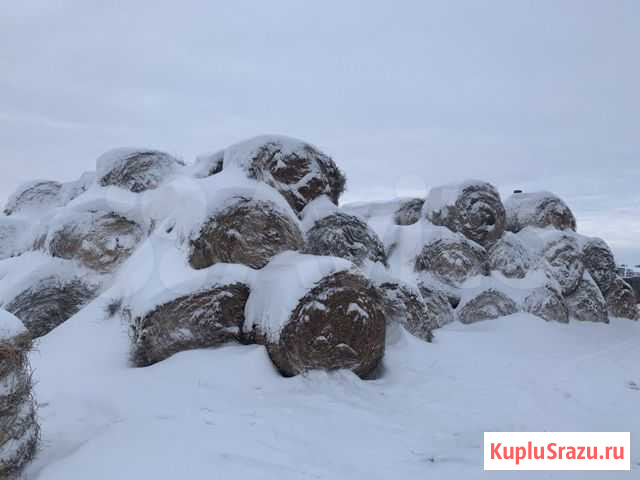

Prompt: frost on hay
[
  {"left": 456, "top": 288, "right": 518, "bottom": 324},
  {"left": 415, "top": 235, "right": 487, "bottom": 286},
  {"left": 505, "top": 191, "right": 576, "bottom": 233},
  {"left": 605, "top": 276, "right": 638, "bottom": 320},
  {"left": 487, "top": 232, "right": 533, "bottom": 279},
  {"left": 565, "top": 272, "right": 608, "bottom": 323},
  {"left": 524, "top": 283, "right": 569, "bottom": 323},
  {"left": 3, "top": 180, "right": 64, "bottom": 216},
  {"left": 581, "top": 237, "right": 616, "bottom": 295},
  {"left": 541, "top": 233, "right": 584, "bottom": 297},
  {"left": 393, "top": 198, "right": 424, "bottom": 226}
]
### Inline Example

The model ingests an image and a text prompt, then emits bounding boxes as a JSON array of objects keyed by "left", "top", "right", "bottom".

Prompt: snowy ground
[{"left": 23, "top": 293, "right": 639, "bottom": 479}]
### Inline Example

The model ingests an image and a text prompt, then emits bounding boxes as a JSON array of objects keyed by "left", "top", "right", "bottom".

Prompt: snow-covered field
[{"left": 23, "top": 296, "right": 639, "bottom": 479}]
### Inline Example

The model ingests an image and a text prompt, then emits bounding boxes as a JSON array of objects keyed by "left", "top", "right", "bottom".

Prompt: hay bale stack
[
  {"left": 565, "top": 273, "right": 608, "bottom": 323},
  {"left": 244, "top": 253, "right": 385, "bottom": 378},
  {"left": 605, "top": 277, "right": 638, "bottom": 320},
  {"left": 5, "top": 275, "right": 98, "bottom": 338},
  {"left": 48, "top": 209, "right": 147, "bottom": 273},
  {"left": 524, "top": 283, "right": 569, "bottom": 323},
  {"left": 424, "top": 180, "right": 506, "bottom": 247},
  {"left": 3, "top": 180, "right": 64, "bottom": 216},
  {"left": 303, "top": 212, "right": 387, "bottom": 267},
  {"left": 505, "top": 191, "right": 576, "bottom": 232},
  {"left": 457, "top": 289, "right": 518, "bottom": 324},
  {"left": 189, "top": 197, "right": 304, "bottom": 270},
  {"left": 415, "top": 235, "right": 487, "bottom": 285},
  {"left": 393, "top": 198, "right": 424, "bottom": 226},
  {"left": 0, "top": 310, "right": 38, "bottom": 479},
  {"left": 487, "top": 232, "right": 533, "bottom": 279},
  {"left": 131, "top": 282, "right": 251, "bottom": 367},
  {"left": 96, "top": 148, "right": 184, "bottom": 193},
  {"left": 542, "top": 233, "right": 584, "bottom": 296},
  {"left": 215, "top": 136, "right": 346, "bottom": 214},
  {"left": 581, "top": 237, "right": 616, "bottom": 294}
]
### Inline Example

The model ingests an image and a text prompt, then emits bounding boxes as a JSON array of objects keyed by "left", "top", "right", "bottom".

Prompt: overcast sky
[{"left": 1, "top": 1, "right": 639, "bottom": 262}]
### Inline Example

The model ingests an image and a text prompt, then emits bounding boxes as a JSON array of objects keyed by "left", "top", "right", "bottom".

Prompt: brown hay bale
[
  {"left": 189, "top": 197, "right": 304, "bottom": 270},
  {"left": 48, "top": 210, "right": 146, "bottom": 273},
  {"left": 605, "top": 276, "right": 638, "bottom": 320},
  {"left": 457, "top": 289, "right": 518, "bottom": 324},
  {"left": 219, "top": 136, "right": 346, "bottom": 214},
  {"left": 581, "top": 238, "right": 616, "bottom": 294},
  {"left": 565, "top": 273, "right": 608, "bottom": 323},
  {"left": 542, "top": 234, "right": 584, "bottom": 296},
  {"left": 505, "top": 191, "right": 576, "bottom": 233},
  {"left": 524, "top": 283, "right": 569, "bottom": 323},
  {"left": 5, "top": 276, "right": 98, "bottom": 338},
  {"left": 303, "top": 212, "right": 387, "bottom": 267},
  {"left": 415, "top": 235, "right": 487, "bottom": 285},
  {"left": 393, "top": 198, "right": 424, "bottom": 226},
  {"left": 260, "top": 270, "right": 385, "bottom": 378},
  {"left": 3, "top": 180, "right": 64, "bottom": 216},
  {"left": 131, "top": 282, "right": 250, "bottom": 367},
  {"left": 424, "top": 181, "right": 506, "bottom": 247},
  {"left": 487, "top": 232, "right": 533, "bottom": 279},
  {"left": 97, "top": 148, "right": 184, "bottom": 193}
]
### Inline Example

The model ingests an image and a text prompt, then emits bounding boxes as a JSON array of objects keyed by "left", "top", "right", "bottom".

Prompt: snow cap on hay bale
[
  {"left": 487, "top": 232, "right": 533, "bottom": 279},
  {"left": 505, "top": 191, "right": 576, "bottom": 233},
  {"left": 565, "top": 272, "right": 608, "bottom": 323},
  {"left": 540, "top": 232, "right": 584, "bottom": 297},
  {"left": 605, "top": 276, "right": 638, "bottom": 320},
  {"left": 96, "top": 147, "right": 184, "bottom": 193},
  {"left": 210, "top": 135, "right": 346, "bottom": 214},
  {"left": 524, "top": 282, "right": 569, "bottom": 323},
  {"left": 456, "top": 288, "right": 518, "bottom": 324},
  {"left": 393, "top": 198, "right": 424, "bottom": 226},
  {"left": 130, "top": 264, "right": 253, "bottom": 366},
  {"left": 0, "top": 310, "right": 38, "bottom": 479},
  {"left": 0, "top": 218, "right": 29, "bottom": 261},
  {"left": 243, "top": 252, "right": 385, "bottom": 378},
  {"left": 47, "top": 203, "right": 147, "bottom": 273},
  {"left": 424, "top": 180, "right": 506, "bottom": 247},
  {"left": 189, "top": 194, "right": 304, "bottom": 270},
  {"left": 580, "top": 237, "right": 616, "bottom": 294},
  {"left": 303, "top": 211, "right": 387, "bottom": 267},
  {"left": 3, "top": 180, "right": 65, "bottom": 216}
]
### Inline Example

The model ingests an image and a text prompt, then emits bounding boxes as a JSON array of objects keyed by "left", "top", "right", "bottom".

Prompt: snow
[
  {"left": 220, "top": 134, "right": 317, "bottom": 171},
  {"left": 300, "top": 195, "right": 339, "bottom": 232},
  {"left": 0, "top": 308, "right": 27, "bottom": 341},
  {"left": 422, "top": 179, "right": 489, "bottom": 219}
]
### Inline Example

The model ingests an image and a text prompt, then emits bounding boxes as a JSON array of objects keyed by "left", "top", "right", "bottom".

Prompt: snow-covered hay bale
[
  {"left": 417, "top": 283, "right": 455, "bottom": 328},
  {"left": 393, "top": 198, "right": 424, "bottom": 226},
  {"left": 565, "top": 273, "right": 608, "bottom": 323},
  {"left": 487, "top": 232, "right": 533, "bottom": 279},
  {"left": 303, "top": 212, "right": 387, "bottom": 267},
  {"left": 541, "top": 233, "right": 584, "bottom": 296},
  {"left": 244, "top": 253, "right": 385, "bottom": 378},
  {"left": 48, "top": 209, "right": 147, "bottom": 273},
  {"left": 0, "top": 311, "right": 38, "bottom": 479},
  {"left": 0, "top": 218, "right": 28, "bottom": 261},
  {"left": 96, "top": 148, "right": 184, "bottom": 193},
  {"left": 505, "top": 191, "right": 576, "bottom": 233},
  {"left": 131, "top": 282, "right": 251, "bottom": 367},
  {"left": 189, "top": 197, "right": 304, "bottom": 270},
  {"left": 581, "top": 237, "right": 616, "bottom": 294},
  {"left": 3, "top": 180, "right": 64, "bottom": 216},
  {"left": 524, "top": 283, "right": 568, "bottom": 323},
  {"left": 5, "top": 275, "right": 99, "bottom": 338},
  {"left": 605, "top": 276, "right": 638, "bottom": 320},
  {"left": 415, "top": 235, "right": 487, "bottom": 285},
  {"left": 215, "top": 136, "right": 346, "bottom": 214},
  {"left": 456, "top": 289, "right": 518, "bottom": 324},
  {"left": 424, "top": 180, "right": 506, "bottom": 247}
]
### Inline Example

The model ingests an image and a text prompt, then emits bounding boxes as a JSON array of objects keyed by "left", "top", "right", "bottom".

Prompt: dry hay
[
  {"left": 605, "top": 276, "right": 638, "bottom": 320},
  {"left": 265, "top": 271, "right": 385, "bottom": 379},
  {"left": 303, "top": 212, "right": 387, "bottom": 267},
  {"left": 565, "top": 273, "right": 608, "bottom": 323},
  {"left": 425, "top": 181, "right": 506, "bottom": 247},
  {"left": 456, "top": 289, "right": 519, "bottom": 324},
  {"left": 393, "top": 198, "right": 424, "bottom": 226},
  {"left": 131, "top": 282, "right": 250, "bottom": 367},
  {"left": 505, "top": 191, "right": 576, "bottom": 233},
  {"left": 189, "top": 197, "right": 304, "bottom": 270}
]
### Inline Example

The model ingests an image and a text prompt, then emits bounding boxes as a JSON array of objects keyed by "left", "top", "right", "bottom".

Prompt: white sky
[{"left": 1, "top": 0, "right": 639, "bottom": 263}]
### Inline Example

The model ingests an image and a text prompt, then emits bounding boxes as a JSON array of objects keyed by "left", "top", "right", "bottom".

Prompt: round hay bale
[
  {"left": 5, "top": 276, "right": 98, "bottom": 338},
  {"left": 96, "top": 148, "right": 184, "bottom": 193},
  {"left": 456, "top": 289, "right": 518, "bottom": 324},
  {"left": 605, "top": 276, "right": 638, "bottom": 320},
  {"left": 524, "top": 284, "right": 568, "bottom": 323},
  {"left": 189, "top": 197, "right": 304, "bottom": 270},
  {"left": 424, "top": 180, "right": 506, "bottom": 247},
  {"left": 415, "top": 235, "right": 487, "bottom": 285},
  {"left": 487, "top": 232, "right": 533, "bottom": 279},
  {"left": 393, "top": 198, "right": 424, "bottom": 226},
  {"left": 48, "top": 210, "right": 146, "bottom": 273},
  {"left": 542, "top": 234, "right": 584, "bottom": 296},
  {"left": 3, "top": 180, "right": 64, "bottom": 216},
  {"left": 565, "top": 273, "right": 608, "bottom": 323},
  {"left": 581, "top": 237, "right": 616, "bottom": 294},
  {"left": 303, "top": 212, "right": 387, "bottom": 267},
  {"left": 505, "top": 191, "right": 576, "bottom": 232},
  {"left": 0, "top": 218, "right": 28, "bottom": 261},
  {"left": 417, "top": 283, "right": 455, "bottom": 328},
  {"left": 219, "top": 136, "right": 346, "bottom": 214},
  {"left": 0, "top": 400, "right": 38, "bottom": 479}
]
